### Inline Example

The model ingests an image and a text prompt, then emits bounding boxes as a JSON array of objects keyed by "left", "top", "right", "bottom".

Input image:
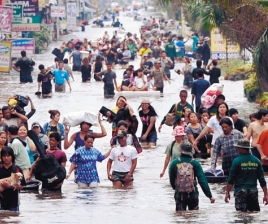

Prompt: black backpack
[
  {"left": 33, "top": 154, "right": 66, "bottom": 190},
  {"left": 28, "top": 131, "right": 66, "bottom": 190}
]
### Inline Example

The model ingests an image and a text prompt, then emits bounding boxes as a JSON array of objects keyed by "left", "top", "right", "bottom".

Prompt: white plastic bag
[{"left": 63, "top": 111, "right": 98, "bottom": 127}]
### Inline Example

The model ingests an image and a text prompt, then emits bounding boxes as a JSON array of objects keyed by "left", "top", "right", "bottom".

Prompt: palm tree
[{"left": 158, "top": 0, "right": 268, "bottom": 95}]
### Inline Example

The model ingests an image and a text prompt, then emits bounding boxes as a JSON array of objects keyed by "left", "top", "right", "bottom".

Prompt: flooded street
[{"left": 0, "top": 14, "right": 265, "bottom": 224}]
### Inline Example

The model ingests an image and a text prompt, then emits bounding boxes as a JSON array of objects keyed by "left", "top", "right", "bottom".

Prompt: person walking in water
[
  {"left": 225, "top": 139, "right": 268, "bottom": 212},
  {"left": 107, "top": 131, "right": 138, "bottom": 189},
  {"left": 51, "top": 61, "right": 72, "bottom": 93},
  {"left": 67, "top": 135, "right": 111, "bottom": 188},
  {"left": 169, "top": 143, "right": 215, "bottom": 211},
  {"left": 96, "top": 63, "right": 118, "bottom": 98},
  {"left": 13, "top": 50, "right": 35, "bottom": 83}
]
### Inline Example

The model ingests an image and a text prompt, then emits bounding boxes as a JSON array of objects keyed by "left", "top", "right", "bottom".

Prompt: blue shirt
[
  {"left": 191, "top": 79, "right": 210, "bottom": 108},
  {"left": 52, "top": 69, "right": 69, "bottom": 85},
  {"left": 70, "top": 147, "right": 105, "bottom": 184},
  {"left": 192, "top": 36, "right": 199, "bottom": 52}
]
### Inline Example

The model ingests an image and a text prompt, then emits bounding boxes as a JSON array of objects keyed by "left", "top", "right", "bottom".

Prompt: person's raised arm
[
  {"left": 11, "top": 108, "right": 28, "bottom": 122},
  {"left": 63, "top": 126, "right": 75, "bottom": 150},
  {"left": 25, "top": 96, "right": 36, "bottom": 119},
  {"left": 92, "top": 113, "right": 107, "bottom": 138}
]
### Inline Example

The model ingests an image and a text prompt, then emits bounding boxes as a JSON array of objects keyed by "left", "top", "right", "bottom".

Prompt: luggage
[
  {"left": 201, "top": 83, "right": 224, "bottom": 109},
  {"left": 204, "top": 169, "right": 227, "bottom": 183},
  {"left": 52, "top": 48, "right": 64, "bottom": 60},
  {"left": 33, "top": 155, "right": 66, "bottom": 190},
  {"left": 62, "top": 111, "right": 98, "bottom": 127},
  {"left": 164, "top": 103, "right": 178, "bottom": 126},
  {"left": 28, "top": 130, "right": 66, "bottom": 190}
]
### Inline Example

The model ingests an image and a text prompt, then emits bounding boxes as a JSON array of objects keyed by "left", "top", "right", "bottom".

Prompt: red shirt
[{"left": 46, "top": 149, "right": 67, "bottom": 165}]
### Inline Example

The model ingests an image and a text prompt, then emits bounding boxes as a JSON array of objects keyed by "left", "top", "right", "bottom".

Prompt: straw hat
[{"left": 234, "top": 139, "right": 252, "bottom": 149}]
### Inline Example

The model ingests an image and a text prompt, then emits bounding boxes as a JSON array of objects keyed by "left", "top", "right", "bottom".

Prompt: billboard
[
  {"left": 66, "top": 2, "right": 77, "bottom": 30},
  {"left": 211, "top": 27, "right": 240, "bottom": 59},
  {"left": 0, "top": 41, "right": 12, "bottom": 72},
  {"left": 11, "top": 38, "right": 35, "bottom": 58},
  {"left": 51, "top": 5, "right": 66, "bottom": 17},
  {"left": 0, "top": 6, "right": 13, "bottom": 34},
  {"left": 8, "top": 0, "right": 41, "bottom": 31}
]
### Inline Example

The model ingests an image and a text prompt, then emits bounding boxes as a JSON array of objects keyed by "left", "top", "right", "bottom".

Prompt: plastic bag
[
  {"left": 201, "top": 83, "right": 224, "bottom": 109},
  {"left": 63, "top": 111, "right": 98, "bottom": 127}
]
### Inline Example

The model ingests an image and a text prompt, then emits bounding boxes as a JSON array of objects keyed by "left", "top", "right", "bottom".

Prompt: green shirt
[
  {"left": 161, "top": 102, "right": 194, "bottom": 125},
  {"left": 227, "top": 153, "right": 267, "bottom": 193},
  {"left": 169, "top": 155, "right": 212, "bottom": 198},
  {"left": 165, "top": 42, "right": 177, "bottom": 58}
]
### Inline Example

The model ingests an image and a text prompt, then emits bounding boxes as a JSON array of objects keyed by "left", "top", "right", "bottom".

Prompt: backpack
[
  {"left": 175, "top": 160, "right": 195, "bottom": 193},
  {"left": 33, "top": 154, "right": 66, "bottom": 190},
  {"left": 165, "top": 103, "right": 178, "bottom": 126},
  {"left": 27, "top": 130, "right": 66, "bottom": 190}
]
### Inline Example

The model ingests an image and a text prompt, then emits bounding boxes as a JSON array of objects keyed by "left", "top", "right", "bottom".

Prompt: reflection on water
[{"left": 0, "top": 16, "right": 264, "bottom": 224}]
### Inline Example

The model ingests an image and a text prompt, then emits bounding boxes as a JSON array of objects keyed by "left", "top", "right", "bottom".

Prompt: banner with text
[
  {"left": 11, "top": 38, "right": 35, "bottom": 58},
  {"left": 0, "top": 6, "right": 13, "bottom": 34},
  {"left": 51, "top": 5, "right": 66, "bottom": 17},
  {"left": 211, "top": 27, "right": 240, "bottom": 59},
  {"left": 0, "top": 41, "right": 12, "bottom": 72},
  {"left": 8, "top": 0, "right": 41, "bottom": 31},
  {"left": 66, "top": 2, "right": 77, "bottom": 31}
]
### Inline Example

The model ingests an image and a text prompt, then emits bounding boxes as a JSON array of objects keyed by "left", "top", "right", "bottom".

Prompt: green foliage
[
  {"left": 32, "top": 25, "right": 51, "bottom": 54},
  {"left": 253, "top": 27, "right": 268, "bottom": 91},
  {"left": 184, "top": 1, "right": 224, "bottom": 33},
  {"left": 259, "top": 92, "right": 268, "bottom": 108},
  {"left": 244, "top": 72, "right": 261, "bottom": 102}
]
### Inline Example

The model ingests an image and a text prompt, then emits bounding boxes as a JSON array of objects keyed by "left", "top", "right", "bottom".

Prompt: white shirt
[
  {"left": 109, "top": 145, "right": 138, "bottom": 172},
  {"left": 207, "top": 115, "right": 233, "bottom": 145},
  {"left": 134, "top": 76, "right": 147, "bottom": 89}
]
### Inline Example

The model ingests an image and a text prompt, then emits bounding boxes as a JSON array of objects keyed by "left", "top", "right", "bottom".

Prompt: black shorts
[
  {"left": 174, "top": 191, "right": 199, "bottom": 211},
  {"left": 234, "top": 189, "right": 260, "bottom": 212},
  {"left": 111, "top": 171, "right": 133, "bottom": 183}
]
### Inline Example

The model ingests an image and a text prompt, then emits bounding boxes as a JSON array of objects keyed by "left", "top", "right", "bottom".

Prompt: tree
[{"left": 158, "top": 0, "right": 268, "bottom": 92}]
